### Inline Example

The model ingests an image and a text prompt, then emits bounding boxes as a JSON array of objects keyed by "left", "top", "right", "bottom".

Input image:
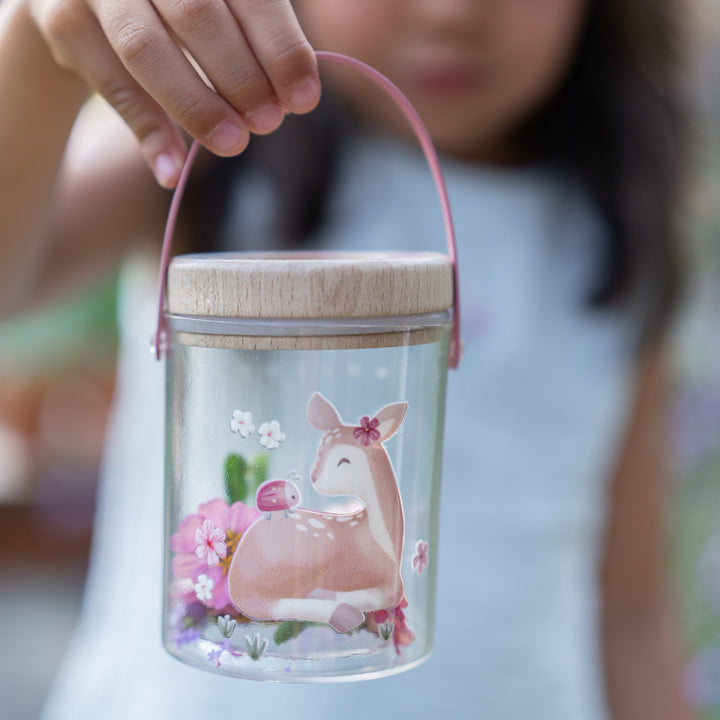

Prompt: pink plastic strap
[{"left": 154, "top": 50, "right": 461, "bottom": 368}]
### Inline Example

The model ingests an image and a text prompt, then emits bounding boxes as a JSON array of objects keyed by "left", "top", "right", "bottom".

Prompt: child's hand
[{"left": 27, "top": 0, "right": 320, "bottom": 187}]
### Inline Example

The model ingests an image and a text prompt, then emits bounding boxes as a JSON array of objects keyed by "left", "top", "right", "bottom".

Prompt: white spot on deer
[
  {"left": 308, "top": 518, "right": 326, "bottom": 529},
  {"left": 313, "top": 533, "right": 320, "bottom": 538},
  {"left": 296, "top": 524, "right": 308, "bottom": 532},
  {"left": 326, "top": 532, "right": 334, "bottom": 540},
  {"left": 349, "top": 521, "right": 359, "bottom": 527},
  {"left": 335, "top": 515, "right": 352, "bottom": 523}
]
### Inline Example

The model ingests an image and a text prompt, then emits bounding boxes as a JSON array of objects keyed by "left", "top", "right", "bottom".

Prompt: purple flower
[
  {"left": 175, "top": 627, "right": 201, "bottom": 647},
  {"left": 207, "top": 638, "right": 240, "bottom": 668}
]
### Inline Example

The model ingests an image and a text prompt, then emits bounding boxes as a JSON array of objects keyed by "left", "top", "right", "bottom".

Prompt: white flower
[
  {"left": 259, "top": 420, "right": 285, "bottom": 450},
  {"left": 230, "top": 410, "right": 255, "bottom": 437},
  {"left": 194, "top": 574, "right": 214, "bottom": 601}
]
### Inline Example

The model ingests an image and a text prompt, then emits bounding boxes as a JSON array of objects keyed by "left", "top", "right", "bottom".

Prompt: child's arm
[
  {"left": 0, "top": 0, "right": 88, "bottom": 311},
  {"left": 0, "top": 0, "right": 167, "bottom": 314},
  {"left": 0, "top": 0, "right": 320, "bottom": 315},
  {"left": 601, "top": 348, "right": 692, "bottom": 719}
]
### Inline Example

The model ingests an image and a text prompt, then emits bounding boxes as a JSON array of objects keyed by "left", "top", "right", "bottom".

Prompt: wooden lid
[{"left": 167, "top": 251, "right": 453, "bottom": 319}]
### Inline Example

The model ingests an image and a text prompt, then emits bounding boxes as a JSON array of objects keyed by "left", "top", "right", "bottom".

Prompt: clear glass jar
[{"left": 162, "top": 251, "right": 453, "bottom": 681}]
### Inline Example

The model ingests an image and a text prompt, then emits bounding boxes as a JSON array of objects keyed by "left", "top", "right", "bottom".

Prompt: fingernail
[
  {"left": 288, "top": 77, "right": 320, "bottom": 113},
  {"left": 208, "top": 121, "right": 248, "bottom": 154},
  {"left": 245, "top": 100, "right": 284, "bottom": 134},
  {"left": 154, "top": 153, "right": 182, "bottom": 188}
]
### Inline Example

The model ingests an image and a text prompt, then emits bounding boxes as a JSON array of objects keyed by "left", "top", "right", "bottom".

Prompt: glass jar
[{"left": 162, "top": 251, "right": 453, "bottom": 681}]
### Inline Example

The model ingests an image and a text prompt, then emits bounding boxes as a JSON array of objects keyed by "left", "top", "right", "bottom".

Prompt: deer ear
[
  {"left": 373, "top": 402, "right": 408, "bottom": 442},
  {"left": 307, "top": 393, "right": 344, "bottom": 430}
]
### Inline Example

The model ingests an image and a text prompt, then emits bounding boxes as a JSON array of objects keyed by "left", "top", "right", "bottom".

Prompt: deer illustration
[{"left": 227, "top": 392, "right": 406, "bottom": 633}]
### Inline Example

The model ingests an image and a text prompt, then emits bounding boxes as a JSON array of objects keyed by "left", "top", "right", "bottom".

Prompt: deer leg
[
  {"left": 332, "top": 586, "right": 401, "bottom": 611},
  {"left": 305, "top": 588, "right": 337, "bottom": 600},
  {"left": 328, "top": 603, "right": 366, "bottom": 633},
  {"left": 269, "top": 598, "right": 342, "bottom": 625},
  {"left": 256, "top": 598, "right": 364, "bottom": 633}
]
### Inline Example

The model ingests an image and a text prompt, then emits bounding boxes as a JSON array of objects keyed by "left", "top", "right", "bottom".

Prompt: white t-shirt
[{"left": 43, "top": 136, "right": 636, "bottom": 719}]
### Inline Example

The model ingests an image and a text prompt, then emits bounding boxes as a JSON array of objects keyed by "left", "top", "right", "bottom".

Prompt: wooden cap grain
[{"left": 167, "top": 251, "right": 454, "bottom": 319}]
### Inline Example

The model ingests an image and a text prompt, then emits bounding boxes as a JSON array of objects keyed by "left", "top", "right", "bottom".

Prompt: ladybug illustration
[{"left": 255, "top": 477, "right": 302, "bottom": 519}]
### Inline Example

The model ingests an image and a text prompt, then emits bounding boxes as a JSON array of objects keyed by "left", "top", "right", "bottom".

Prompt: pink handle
[{"left": 154, "top": 50, "right": 461, "bottom": 368}]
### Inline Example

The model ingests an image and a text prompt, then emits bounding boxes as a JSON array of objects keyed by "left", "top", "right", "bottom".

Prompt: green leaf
[
  {"left": 247, "top": 454, "right": 269, "bottom": 497},
  {"left": 224, "top": 453, "right": 249, "bottom": 504},
  {"left": 273, "top": 621, "right": 309, "bottom": 646}
]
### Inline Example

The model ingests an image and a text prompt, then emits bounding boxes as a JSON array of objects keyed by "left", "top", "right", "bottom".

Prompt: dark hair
[
  {"left": 519, "top": 0, "right": 689, "bottom": 347},
  {"left": 182, "top": 96, "right": 345, "bottom": 253},
  {"left": 186, "top": 0, "right": 688, "bottom": 347}
]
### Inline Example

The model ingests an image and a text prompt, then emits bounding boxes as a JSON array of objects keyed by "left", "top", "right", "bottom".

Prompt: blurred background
[{"left": 1, "top": 2, "right": 719, "bottom": 719}]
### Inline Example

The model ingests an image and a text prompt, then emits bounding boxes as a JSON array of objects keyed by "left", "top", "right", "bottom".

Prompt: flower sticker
[
  {"left": 353, "top": 416, "right": 381, "bottom": 446},
  {"left": 368, "top": 598, "right": 414, "bottom": 655},
  {"left": 412, "top": 540, "right": 430, "bottom": 575},
  {"left": 259, "top": 420, "right": 285, "bottom": 449},
  {"left": 207, "top": 638, "right": 241, "bottom": 668},
  {"left": 194, "top": 519, "right": 227, "bottom": 567},
  {"left": 195, "top": 574, "right": 215, "bottom": 602},
  {"left": 230, "top": 410, "right": 255, "bottom": 438},
  {"left": 170, "top": 498, "right": 261, "bottom": 611}
]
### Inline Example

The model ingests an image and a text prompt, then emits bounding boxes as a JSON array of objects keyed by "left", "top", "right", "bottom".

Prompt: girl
[{"left": 0, "top": 0, "right": 691, "bottom": 717}]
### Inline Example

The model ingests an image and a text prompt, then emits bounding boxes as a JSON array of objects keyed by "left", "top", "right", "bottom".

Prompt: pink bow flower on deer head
[{"left": 353, "top": 416, "right": 381, "bottom": 446}]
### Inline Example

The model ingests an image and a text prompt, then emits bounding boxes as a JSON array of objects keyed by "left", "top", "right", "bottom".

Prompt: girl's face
[{"left": 297, "top": 0, "right": 588, "bottom": 163}]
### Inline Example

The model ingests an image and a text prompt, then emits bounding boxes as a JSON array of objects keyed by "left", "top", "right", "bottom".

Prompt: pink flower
[
  {"left": 353, "top": 416, "right": 381, "bottom": 446},
  {"left": 171, "top": 498, "right": 261, "bottom": 611},
  {"left": 194, "top": 519, "right": 227, "bottom": 566},
  {"left": 412, "top": 540, "right": 430, "bottom": 575}
]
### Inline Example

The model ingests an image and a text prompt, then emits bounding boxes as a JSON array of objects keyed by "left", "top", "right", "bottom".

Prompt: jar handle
[{"left": 154, "top": 50, "right": 461, "bottom": 368}]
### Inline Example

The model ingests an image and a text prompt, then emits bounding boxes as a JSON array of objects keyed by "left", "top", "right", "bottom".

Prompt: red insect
[{"left": 255, "top": 477, "right": 302, "bottom": 519}]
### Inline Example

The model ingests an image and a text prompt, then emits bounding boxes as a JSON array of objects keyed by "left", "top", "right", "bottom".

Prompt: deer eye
[{"left": 337, "top": 458, "right": 350, "bottom": 467}]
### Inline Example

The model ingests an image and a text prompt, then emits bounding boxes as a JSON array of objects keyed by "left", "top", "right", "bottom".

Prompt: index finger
[{"left": 226, "top": 0, "right": 320, "bottom": 114}]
